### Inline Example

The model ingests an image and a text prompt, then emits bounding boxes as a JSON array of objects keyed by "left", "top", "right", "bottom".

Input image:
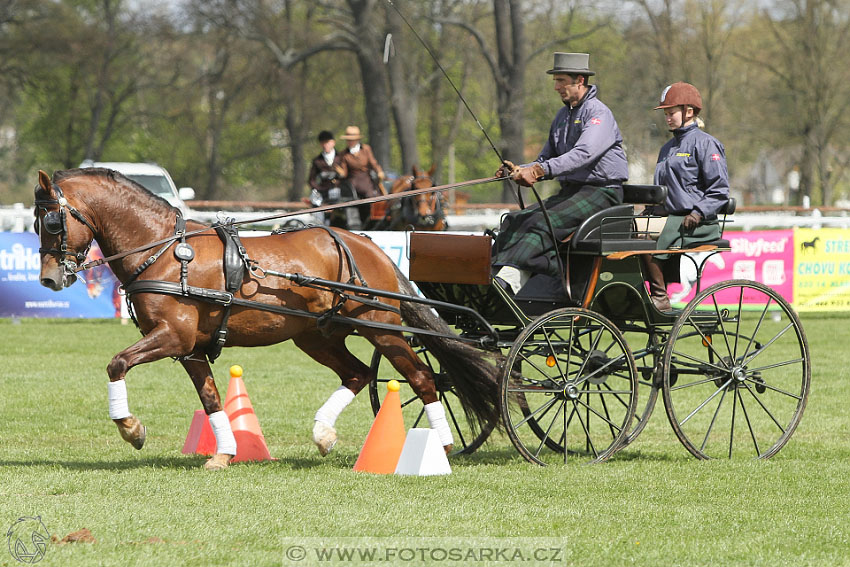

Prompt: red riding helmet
[{"left": 654, "top": 82, "right": 703, "bottom": 113}]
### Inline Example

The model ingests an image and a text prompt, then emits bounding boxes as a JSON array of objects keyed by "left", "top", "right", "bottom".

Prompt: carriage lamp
[{"left": 546, "top": 355, "right": 557, "bottom": 367}]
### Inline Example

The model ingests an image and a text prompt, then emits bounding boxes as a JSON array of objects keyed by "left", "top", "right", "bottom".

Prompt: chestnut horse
[
  {"left": 388, "top": 165, "right": 447, "bottom": 231},
  {"left": 34, "top": 168, "right": 499, "bottom": 469}
]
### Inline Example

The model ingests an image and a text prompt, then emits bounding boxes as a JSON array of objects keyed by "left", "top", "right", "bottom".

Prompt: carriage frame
[{"left": 367, "top": 184, "right": 811, "bottom": 465}]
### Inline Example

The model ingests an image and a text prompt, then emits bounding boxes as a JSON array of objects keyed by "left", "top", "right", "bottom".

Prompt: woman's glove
[{"left": 682, "top": 210, "right": 703, "bottom": 230}]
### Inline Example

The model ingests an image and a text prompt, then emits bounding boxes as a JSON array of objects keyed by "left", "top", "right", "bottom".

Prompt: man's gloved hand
[
  {"left": 377, "top": 170, "right": 386, "bottom": 182},
  {"left": 495, "top": 160, "right": 516, "bottom": 178},
  {"left": 682, "top": 210, "right": 702, "bottom": 230},
  {"left": 512, "top": 163, "right": 545, "bottom": 187}
]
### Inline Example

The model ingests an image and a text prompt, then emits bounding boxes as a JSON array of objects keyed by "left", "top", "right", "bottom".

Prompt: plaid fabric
[{"left": 493, "top": 184, "right": 622, "bottom": 278}]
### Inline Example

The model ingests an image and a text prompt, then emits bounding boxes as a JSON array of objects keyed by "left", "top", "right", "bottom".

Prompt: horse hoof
[
  {"left": 443, "top": 444, "right": 453, "bottom": 455},
  {"left": 204, "top": 453, "right": 232, "bottom": 471},
  {"left": 312, "top": 421, "right": 337, "bottom": 457},
  {"left": 114, "top": 415, "right": 146, "bottom": 450}
]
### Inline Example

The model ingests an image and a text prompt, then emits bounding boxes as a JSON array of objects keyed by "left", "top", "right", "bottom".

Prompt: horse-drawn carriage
[
  {"left": 33, "top": 169, "right": 810, "bottom": 468},
  {"left": 370, "top": 183, "right": 810, "bottom": 464}
]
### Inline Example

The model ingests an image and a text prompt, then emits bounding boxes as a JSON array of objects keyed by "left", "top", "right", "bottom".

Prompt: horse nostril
[{"left": 41, "top": 277, "right": 60, "bottom": 290}]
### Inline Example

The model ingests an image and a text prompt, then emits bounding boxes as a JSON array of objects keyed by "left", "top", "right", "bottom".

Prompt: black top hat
[
  {"left": 317, "top": 130, "right": 334, "bottom": 142},
  {"left": 546, "top": 52, "right": 595, "bottom": 76}
]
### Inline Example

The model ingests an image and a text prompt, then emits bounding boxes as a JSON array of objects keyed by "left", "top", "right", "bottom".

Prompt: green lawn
[{"left": 1, "top": 315, "right": 848, "bottom": 566}]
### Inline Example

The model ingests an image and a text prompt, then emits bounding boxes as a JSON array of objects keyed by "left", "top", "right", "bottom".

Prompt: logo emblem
[
  {"left": 711, "top": 153, "right": 721, "bottom": 161},
  {"left": 7, "top": 517, "right": 50, "bottom": 563},
  {"left": 590, "top": 117, "right": 602, "bottom": 125}
]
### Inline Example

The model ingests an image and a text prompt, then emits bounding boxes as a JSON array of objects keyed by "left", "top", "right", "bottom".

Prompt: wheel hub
[{"left": 563, "top": 383, "right": 580, "bottom": 400}]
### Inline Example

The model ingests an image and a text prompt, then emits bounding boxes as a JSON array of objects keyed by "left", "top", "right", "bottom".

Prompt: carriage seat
[
  {"left": 569, "top": 184, "right": 668, "bottom": 255},
  {"left": 679, "top": 197, "right": 736, "bottom": 251}
]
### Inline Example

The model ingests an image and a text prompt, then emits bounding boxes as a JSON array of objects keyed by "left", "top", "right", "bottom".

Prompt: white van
[{"left": 79, "top": 161, "right": 195, "bottom": 217}]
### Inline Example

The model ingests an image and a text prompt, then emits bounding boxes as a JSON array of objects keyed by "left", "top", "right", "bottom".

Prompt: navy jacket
[
  {"left": 534, "top": 85, "right": 629, "bottom": 186},
  {"left": 654, "top": 123, "right": 730, "bottom": 218}
]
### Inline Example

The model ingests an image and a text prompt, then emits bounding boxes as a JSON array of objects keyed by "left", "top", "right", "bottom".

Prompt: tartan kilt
[{"left": 493, "top": 184, "right": 622, "bottom": 278}]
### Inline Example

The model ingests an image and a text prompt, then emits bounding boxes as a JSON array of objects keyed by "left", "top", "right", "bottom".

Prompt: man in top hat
[
  {"left": 492, "top": 52, "right": 629, "bottom": 293},
  {"left": 335, "top": 125, "right": 386, "bottom": 228}
]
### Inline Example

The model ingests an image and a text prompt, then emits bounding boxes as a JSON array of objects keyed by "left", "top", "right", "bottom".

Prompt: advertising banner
[
  {"left": 0, "top": 232, "right": 120, "bottom": 318},
  {"left": 666, "top": 229, "right": 794, "bottom": 308},
  {"left": 793, "top": 228, "right": 850, "bottom": 311}
]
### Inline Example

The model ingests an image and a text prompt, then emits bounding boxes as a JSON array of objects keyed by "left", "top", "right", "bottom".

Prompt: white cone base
[{"left": 394, "top": 428, "right": 452, "bottom": 476}]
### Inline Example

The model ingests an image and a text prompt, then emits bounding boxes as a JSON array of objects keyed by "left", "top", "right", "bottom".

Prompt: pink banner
[{"left": 667, "top": 230, "right": 794, "bottom": 307}]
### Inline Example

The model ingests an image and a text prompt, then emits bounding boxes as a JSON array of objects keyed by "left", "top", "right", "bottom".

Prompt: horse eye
[{"left": 43, "top": 211, "right": 63, "bottom": 234}]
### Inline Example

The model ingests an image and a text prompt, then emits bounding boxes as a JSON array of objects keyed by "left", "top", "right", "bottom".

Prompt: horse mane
[{"left": 52, "top": 167, "right": 177, "bottom": 213}]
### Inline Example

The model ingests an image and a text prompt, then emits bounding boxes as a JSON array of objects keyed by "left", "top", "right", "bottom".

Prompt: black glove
[
  {"left": 682, "top": 210, "right": 702, "bottom": 230},
  {"left": 495, "top": 160, "right": 516, "bottom": 178}
]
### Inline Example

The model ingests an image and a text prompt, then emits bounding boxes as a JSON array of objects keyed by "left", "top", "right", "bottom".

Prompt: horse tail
[{"left": 394, "top": 266, "right": 502, "bottom": 433}]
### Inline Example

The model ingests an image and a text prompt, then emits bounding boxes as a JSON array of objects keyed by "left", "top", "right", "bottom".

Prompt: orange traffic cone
[
  {"left": 181, "top": 409, "right": 216, "bottom": 455},
  {"left": 353, "top": 380, "right": 407, "bottom": 474},
  {"left": 223, "top": 365, "right": 273, "bottom": 463}
]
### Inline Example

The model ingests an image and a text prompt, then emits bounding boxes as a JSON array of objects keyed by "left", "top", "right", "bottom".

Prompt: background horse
[
  {"left": 33, "top": 168, "right": 499, "bottom": 469},
  {"left": 388, "top": 165, "right": 447, "bottom": 231}
]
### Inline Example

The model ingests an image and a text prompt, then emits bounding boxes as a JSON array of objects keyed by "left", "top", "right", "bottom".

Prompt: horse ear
[
  {"left": 427, "top": 164, "right": 436, "bottom": 177},
  {"left": 412, "top": 165, "right": 420, "bottom": 176},
  {"left": 37, "top": 170, "right": 53, "bottom": 194}
]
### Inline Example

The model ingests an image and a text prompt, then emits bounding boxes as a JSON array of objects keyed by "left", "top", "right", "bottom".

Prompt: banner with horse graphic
[{"left": 793, "top": 227, "right": 850, "bottom": 311}]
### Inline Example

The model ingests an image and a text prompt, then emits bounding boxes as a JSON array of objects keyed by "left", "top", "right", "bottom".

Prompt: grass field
[{"left": 1, "top": 314, "right": 849, "bottom": 566}]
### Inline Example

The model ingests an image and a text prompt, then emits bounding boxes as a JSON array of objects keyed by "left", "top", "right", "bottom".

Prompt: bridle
[{"left": 33, "top": 183, "right": 97, "bottom": 283}]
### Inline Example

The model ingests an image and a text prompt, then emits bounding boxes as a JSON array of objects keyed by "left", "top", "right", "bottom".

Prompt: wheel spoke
[
  {"left": 513, "top": 396, "right": 559, "bottom": 430},
  {"left": 441, "top": 392, "right": 467, "bottom": 448},
  {"left": 743, "top": 378, "right": 802, "bottom": 400},
  {"left": 670, "top": 348, "right": 729, "bottom": 373},
  {"left": 572, "top": 395, "right": 625, "bottom": 432},
  {"left": 741, "top": 323, "right": 795, "bottom": 366},
  {"left": 739, "top": 296, "right": 772, "bottom": 363},
  {"left": 742, "top": 382, "right": 787, "bottom": 434},
  {"left": 712, "top": 294, "right": 735, "bottom": 360},
  {"left": 680, "top": 378, "right": 733, "bottom": 425},
  {"left": 700, "top": 387, "right": 728, "bottom": 452},
  {"left": 729, "top": 386, "right": 738, "bottom": 458},
  {"left": 737, "top": 388, "right": 761, "bottom": 457},
  {"left": 670, "top": 375, "right": 726, "bottom": 391},
  {"left": 573, "top": 402, "right": 599, "bottom": 458},
  {"left": 684, "top": 317, "right": 729, "bottom": 364},
  {"left": 534, "top": 401, "right": 565, "bottom": 459},
  {"left": 745, "top": 357, "right": 805, "bottom": 374}
]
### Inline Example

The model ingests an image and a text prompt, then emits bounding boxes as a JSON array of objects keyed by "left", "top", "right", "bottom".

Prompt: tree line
[{"left": 1, "top": 0, "right": 849, "bottom": 207}]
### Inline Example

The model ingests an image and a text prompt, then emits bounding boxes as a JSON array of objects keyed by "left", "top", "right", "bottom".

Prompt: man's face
[
  {"left": 553, "top": 74, "right": 585, "bottom": 106},
  {"left": 321, "top": 139, "right": 335, "bottom": 153}
]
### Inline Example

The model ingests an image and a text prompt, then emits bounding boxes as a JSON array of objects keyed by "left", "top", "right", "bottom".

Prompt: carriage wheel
[
  {"left": 619, "top": 328, "right": 663, "bottom": 448},
  {"left": 368, "top": 338, "right": 494, "bottom": 455},
  {"left": 500, "top": 308, "right": 638, "bottom": 465},
  {"left": 661, "top": 280, "right": 811, "bottom": 459}
]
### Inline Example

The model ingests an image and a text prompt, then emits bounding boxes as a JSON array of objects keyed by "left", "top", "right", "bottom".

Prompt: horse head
[
  {"left": 396, "top": 165, "right": 445, "bottom": 230},
  {"left": 33, "top": 170, "right": 98, "bottom": 290}
]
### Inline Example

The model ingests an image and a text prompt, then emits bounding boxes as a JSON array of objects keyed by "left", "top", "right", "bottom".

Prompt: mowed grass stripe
[{"left": 0, "top": 316, "right": 848, "bottom": 566}]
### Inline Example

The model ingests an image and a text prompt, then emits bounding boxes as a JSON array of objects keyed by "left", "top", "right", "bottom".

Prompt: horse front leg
[
  {"left": 180, "top": 357, "right": 234, "bottom": 471},
  {"left": 106, "top": 324, "right": 192, "bottom": 452}
]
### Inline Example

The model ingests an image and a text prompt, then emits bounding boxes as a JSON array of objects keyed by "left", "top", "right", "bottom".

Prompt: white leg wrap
[
  {"left": 425, "top": 401, "right": 454, "bottom": 447},
  {"left": 107, "top": 380, "right": 131, "bottom": 420},
  {"left": 208, "top": 411, "right": 237, "bottom": 456},
  {"left": 314, "top": 386, "right": 355, "bottom": 427}
]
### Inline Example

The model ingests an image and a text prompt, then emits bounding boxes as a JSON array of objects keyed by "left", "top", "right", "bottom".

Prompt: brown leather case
[{"left": 409, "top": 232, "right": 492, "bottom": 285}]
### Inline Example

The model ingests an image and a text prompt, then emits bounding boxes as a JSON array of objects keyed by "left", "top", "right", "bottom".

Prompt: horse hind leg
[{"left": 294, "top": 334, "right": 371, "bottom": 456}]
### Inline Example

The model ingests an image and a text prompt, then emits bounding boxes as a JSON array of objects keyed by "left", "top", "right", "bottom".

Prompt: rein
[{"left": 73, "top": 175, "right": 503, "bottom": 273}]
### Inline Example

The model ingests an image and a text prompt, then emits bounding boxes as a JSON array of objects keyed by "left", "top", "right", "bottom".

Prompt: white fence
[{"left": 7, "top": 203, "right": 850, "bottom": 233}]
